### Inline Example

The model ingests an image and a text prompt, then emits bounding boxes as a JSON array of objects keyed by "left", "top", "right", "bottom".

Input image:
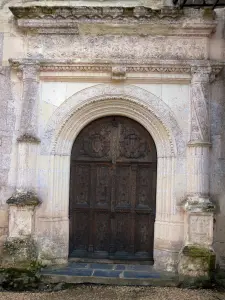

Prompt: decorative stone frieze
[
  {"left": 9, "top": 58, "right": 223, "bottom": 76},
  {"left": 9, "top": 6, "right": 182, "bottom": 20}
]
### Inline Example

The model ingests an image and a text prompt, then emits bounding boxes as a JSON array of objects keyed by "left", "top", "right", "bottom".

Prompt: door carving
[{"left": 69, "top": 116, "right": 157, "bottom": 261}]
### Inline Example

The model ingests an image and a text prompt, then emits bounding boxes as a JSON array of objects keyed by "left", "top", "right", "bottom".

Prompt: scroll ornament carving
[
  {"left": 9, "top": 6, "right": 181, "bottom": 21},
  {"left": 190, "top": 67, "right": 211, "bottom": 143}
]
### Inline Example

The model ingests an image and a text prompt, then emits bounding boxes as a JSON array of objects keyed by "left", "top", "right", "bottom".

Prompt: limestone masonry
[{"left": 0, "top": 0, "right": 224, "bottom": 283}]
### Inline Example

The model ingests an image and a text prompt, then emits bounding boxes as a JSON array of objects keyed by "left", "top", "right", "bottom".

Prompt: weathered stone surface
[
  {"left": 27, "top": 35, "right": 209, "bottom": 60},
  {"left": 0, "top": 0, "right": 224, "bottom": 279},
  {"left": 178, "top": 246, "right": 215, "bottom": 281},
  {"left": 0, "top": 33, "right": 3, "bottom": 64},
  {"left": 0, "top": 237, "right": 38, "bottom": 269},
  {"left": 7, "top": 191, "right": 40, "bottom": 206}
]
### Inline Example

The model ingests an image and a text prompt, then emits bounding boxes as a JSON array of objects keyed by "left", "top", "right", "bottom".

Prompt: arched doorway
[{"left": 69, "top": 116, "right": 157, "bottom": 262}]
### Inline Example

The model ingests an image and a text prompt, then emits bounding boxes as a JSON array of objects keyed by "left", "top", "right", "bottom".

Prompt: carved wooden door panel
[{"left": 69, "top": 116, "right": 157, "bottom": 261}]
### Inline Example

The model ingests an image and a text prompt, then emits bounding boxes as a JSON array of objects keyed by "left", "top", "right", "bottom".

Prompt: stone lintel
[
  {"left": 17, "top": 134, "right": 40, "bottom": 144},
  {"left": 7, "top": 191, "right": 41, "bottom": 207}
]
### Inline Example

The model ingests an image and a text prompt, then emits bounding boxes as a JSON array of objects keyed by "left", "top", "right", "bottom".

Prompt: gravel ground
[{"left": 0, "top": 286, "right": 224, "bottom": 300}]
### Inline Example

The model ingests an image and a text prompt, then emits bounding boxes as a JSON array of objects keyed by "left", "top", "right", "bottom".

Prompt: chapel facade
[{"left": 0, "top": 0, "right": 225, "bottom": 280}]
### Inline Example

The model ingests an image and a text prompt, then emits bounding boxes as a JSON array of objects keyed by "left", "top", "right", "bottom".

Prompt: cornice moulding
[
  {"left": 8, "top": 59, "right": 224, "bottom": 77},
  {"left": 9, "top": 6, "right": 217, "bottom": 36}
]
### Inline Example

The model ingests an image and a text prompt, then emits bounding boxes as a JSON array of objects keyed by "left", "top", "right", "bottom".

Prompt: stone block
[
  {"left": 93, "top": 270, "right": 121, "bottom": 278},
  {"left": 90, "top": 263, "right": 114, "bottom": 270},
  {"left": 123, "top": 271, "right": 161, "bottom": 279},
  {"left": 0, "top": 237, "right": 38, "bottom": 269},
  {"left": 178, "top": 245, "right": 216, "bottom": 285}
]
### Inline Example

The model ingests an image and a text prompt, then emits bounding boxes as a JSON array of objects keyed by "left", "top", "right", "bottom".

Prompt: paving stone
[
  {"left": 93, "top": 270, "right": 121, "bottom": 278},
  {"left": 114, "top": 264, "right": 126, "bottom": 271},
  {"left": 123, "top": 271, "right": 161, "bottom": 279},
  {"left": 69, "top": 262, "right": 89, "bottom": 269},
  {"left": 126, "top": 265, "right": 154, "bottom": 272},
  {"left": 43, "top": 268, "right": 93, "bottom": 277},
  {"left": 90, "top": 263, "right": 114, "bottom": 270}
]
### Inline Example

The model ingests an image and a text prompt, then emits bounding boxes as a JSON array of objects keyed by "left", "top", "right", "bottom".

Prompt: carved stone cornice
[
  {"left": 17, "top": 134, "right": 41, "bottom": 144},
  {"left": 9, "top": 6, "right": 182, "bottom": 20},
  {"left": 183, "top": 195, "right": 215, "bottom": 213},
  {"left": 9, "top": 6, "right": 217, "bottom": 36},
  {"left": 9, "top": 58, "right": 224, "bottom": 77},
  {"left": 7, "top": 190, "right": 41, "bottom": 207}
]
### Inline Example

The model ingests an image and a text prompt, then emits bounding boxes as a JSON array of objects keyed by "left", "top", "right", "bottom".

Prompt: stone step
[{"left": 40, "top": 262, "right": 178, "bottom": 287}]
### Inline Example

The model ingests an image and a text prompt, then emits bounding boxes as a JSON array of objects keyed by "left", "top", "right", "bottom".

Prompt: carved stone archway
[{"left": 36, "top": 84, "right": 185, "bottom": 271}]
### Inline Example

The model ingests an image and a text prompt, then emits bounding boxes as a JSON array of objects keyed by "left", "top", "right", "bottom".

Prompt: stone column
[
  {"left": 178, "top": 66, "right": 216, "bottom": 284},
  {"left": 14, "top": 62, "right": 41, "bottom": 193},
  {"left": 4, "top": 62, "right": 41, "bottom": 268}
]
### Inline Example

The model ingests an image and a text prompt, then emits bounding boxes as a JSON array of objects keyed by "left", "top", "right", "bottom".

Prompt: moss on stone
[
  {"left": 0, "top": 262, "right": 44, "bottom": 291},
  {"left": 183, "top": 246, "right": 213, "bottom": 257},
  {"left": 182, "top": 246, "right": 216, "bottom": 274},
  {"left": 1, "top": 237, "right": 39, "bottom": 270},
  {"left": 17, "top": 134, "right": 40, "bottom": 144},
  {"left": 203, "top": 8, "right": 214, "bottom": 20},
  {"left": 7, "top": 191, "right": 41, "bottom": 206}
]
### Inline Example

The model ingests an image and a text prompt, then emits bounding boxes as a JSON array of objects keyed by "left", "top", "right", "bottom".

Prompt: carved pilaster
[
  {"left": 179, "top": 66, "right": 216, "bottom": 282},
  {"left": 186, "top": 66, "right": 214, "bottom": 201},
  {"left": 20, "top": 63, "right": 40, "bottom": 139},
  {"left": 189, "top": 66, "right": 212, "bottom": 144},
  {"left": 9, "top": 61, "right": 40, "bottom": 194}
]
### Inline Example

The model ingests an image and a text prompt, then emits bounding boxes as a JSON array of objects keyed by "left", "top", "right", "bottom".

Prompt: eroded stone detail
[
  {"left": 10, "top": 6, "right": 182, "bottom": 20},
  {"left": 190, "top": 66, "right": 212, "bottom": 143},
  {"left": 184, "top": 196, "right": 215, "bottom": 213},
  {"left": 178, "top": 246, "right": 215, "bottom": 281},
  {"left": 111, "top": 66, "right": 126, "bottom": 81},
  {"left": 18, "top": 64, "right": 40, "bottom": 138},
  {"left": 27, "top": 35, "right": 209, "bottom": 60},
  {"left": 17, "top": 134, "right": 40, "bottom": 144},
  {"left": 7, "top": 191, "right": 41, "bottom": 207}
]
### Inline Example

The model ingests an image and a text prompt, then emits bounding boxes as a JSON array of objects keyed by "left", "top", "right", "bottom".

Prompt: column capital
[
  {"left": 191, "top": 65, "right": 212, "bottom": 83},
  {"left": 183, "top": 195, "right": 215, "bottom": 213},
  {"left": 9, "top": 59, "right": 40, "bottom": 81}
]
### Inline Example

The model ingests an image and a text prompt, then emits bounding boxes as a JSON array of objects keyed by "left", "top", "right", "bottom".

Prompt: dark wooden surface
[{"left": 69, "top": 116, "right": 157, "bottom": 261}]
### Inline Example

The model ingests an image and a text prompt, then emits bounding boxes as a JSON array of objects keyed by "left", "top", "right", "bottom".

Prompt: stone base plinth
[
  {"left": 0, "top": 237, "right": 38, "bottom": 269},
  {"left": 178, "top": 245, "right": 215, "bottom": 287}
]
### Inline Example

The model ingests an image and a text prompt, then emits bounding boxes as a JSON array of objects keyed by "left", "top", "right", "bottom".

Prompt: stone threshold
[{"left": 40, "top": 262, "right": 178, "bottom": 287}]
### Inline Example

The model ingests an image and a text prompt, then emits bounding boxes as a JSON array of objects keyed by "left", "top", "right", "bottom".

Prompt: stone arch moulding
[
  {"left": 41, "top": 84, "right": 184, "bottom": 157},
  {"left": 37, "top": 84, "right": 185, "bottom": 270}
]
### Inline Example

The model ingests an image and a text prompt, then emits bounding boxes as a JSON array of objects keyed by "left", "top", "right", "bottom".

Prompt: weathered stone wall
[
  {"left": 210, "top": 9, "right": 225, "bottom": 268},
  {"left": 0, "top": 19, "right": 15, "bottom": 254},
  {"left": 0, "top": 0, "right": 225, "bottom": 270}
]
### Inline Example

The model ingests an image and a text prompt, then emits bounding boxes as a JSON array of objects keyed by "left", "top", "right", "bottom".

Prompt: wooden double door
[{"left": 69, "top": 116, "right": 157, "bottom": 261}]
